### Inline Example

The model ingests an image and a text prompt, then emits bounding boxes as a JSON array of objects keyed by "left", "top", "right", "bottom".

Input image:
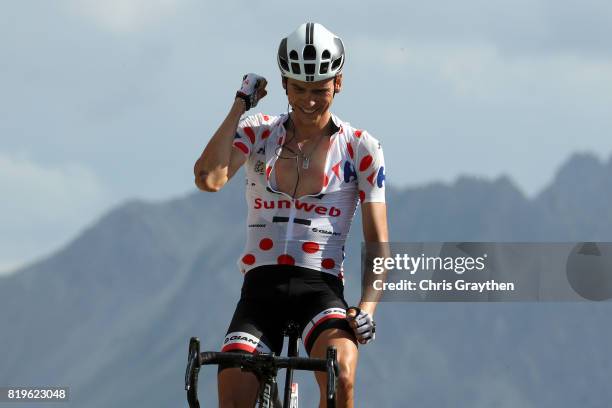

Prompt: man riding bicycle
[{"left": 194, "top": 22, "right": 389, "bottom": 407}]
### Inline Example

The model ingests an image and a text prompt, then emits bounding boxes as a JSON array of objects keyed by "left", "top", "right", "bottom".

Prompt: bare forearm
[
  {"left": 359, "top": 203, "right": 390, "bottom": 316},
  {"left": 359, "top": 243, "right": 390, "bottom": 316},
  {"left": 194, "top": 99, "right": 246, "bottom": 191}
]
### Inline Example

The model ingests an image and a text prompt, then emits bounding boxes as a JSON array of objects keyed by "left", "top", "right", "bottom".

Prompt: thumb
[{"left": 346, "top": 307, "right": 358, "bottom": 319}]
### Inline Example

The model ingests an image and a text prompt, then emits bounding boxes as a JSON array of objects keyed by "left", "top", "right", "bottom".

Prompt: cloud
[
  {"left": 344, "top": 37, "right": 612, "bottom": 197},
  {"left": 0, "top": 153, "right": 113, "bottom": 276},
  {"left": 324, "top": 0, "right": 612, "bottom": 59},
  {"left": 2, "top": 0, "right": 612, "bottom": 238},
  {"left": 353, "top": 39, "right": 612, "bottom": 101},
  {"left": 66, "top": 0, "right": 185, "bottom": 33},
  {"left": 0, "top": 260, "right": 26, "bottom": 276}
]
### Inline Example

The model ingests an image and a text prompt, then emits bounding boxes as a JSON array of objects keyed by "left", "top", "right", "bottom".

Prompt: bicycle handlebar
[
  {"left": 185, "top": 337, "right": 338, "bottom": 408},
  {"left": 199, "top": 351, "right": 328, "bottom": 372}
]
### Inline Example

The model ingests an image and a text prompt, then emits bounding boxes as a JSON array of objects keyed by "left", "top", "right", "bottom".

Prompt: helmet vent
[
  {"left": 319, "top": 62, "right": 329, "bottom": 74},
  {"left": 303, "top": 45, "right": 316, "bottom": 60},
  {"left": 331, "top": 57, "right": 342, "bottom": 70},
  {"left": 304, "top": 63, "right": 315, "bottom": 75},
  {"left": 277, "top": 23, "right": 345, "bottom": 81}
]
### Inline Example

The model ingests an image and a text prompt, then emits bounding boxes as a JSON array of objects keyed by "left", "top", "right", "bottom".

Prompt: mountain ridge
[{"left": 2, "top": 151, "right": 612, "bottom": 407}]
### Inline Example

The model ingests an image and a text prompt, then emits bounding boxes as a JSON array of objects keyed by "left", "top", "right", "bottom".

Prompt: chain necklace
[
  {"left": 296, "top": 133, "right": 325, "bottom": 169},
  {"left": 282, "top": 113, "right": 332, "bottom": 170}
]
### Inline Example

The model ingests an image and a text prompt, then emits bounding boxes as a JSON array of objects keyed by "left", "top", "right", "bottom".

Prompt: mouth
[{"left": 299, "top": 107, "right": 318, "bottom": 115}]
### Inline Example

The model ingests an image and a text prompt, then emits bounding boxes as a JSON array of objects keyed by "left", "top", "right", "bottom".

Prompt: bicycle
[{"left": 185, "top": 322, "right": 340, "bottom": 407}]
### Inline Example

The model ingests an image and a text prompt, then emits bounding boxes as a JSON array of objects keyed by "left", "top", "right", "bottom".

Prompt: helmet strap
[{"left": 333, "top": 76, "right": 338, "bottom": 98}]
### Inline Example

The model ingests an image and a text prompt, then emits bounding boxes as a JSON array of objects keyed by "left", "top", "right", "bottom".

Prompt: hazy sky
[{"left": 2, "top": 0, "right": 612, "bottom": 274}]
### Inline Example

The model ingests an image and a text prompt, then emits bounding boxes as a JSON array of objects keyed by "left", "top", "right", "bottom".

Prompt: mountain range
[{"left": 1, "top": 152, "right": 611, "bottom": 407}]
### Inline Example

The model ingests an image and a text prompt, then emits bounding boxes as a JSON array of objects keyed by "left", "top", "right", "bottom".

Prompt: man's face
[{"left": 285, "top": 76, "right": 341, "bottom": 127}]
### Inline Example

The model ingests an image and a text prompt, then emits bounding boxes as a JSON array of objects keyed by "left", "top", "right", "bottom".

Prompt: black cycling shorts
[{"left": 220, "top": 265, "right": 354, "bottom": 359}]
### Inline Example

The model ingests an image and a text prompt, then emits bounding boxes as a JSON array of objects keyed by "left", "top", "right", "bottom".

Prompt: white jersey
[{"left": 232, "top": 112, "right": 386, "bottom": 280}]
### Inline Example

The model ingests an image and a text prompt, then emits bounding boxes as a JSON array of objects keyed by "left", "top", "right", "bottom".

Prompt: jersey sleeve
[
  {"left": 355, "top": 131, "right": 386, "bottom": 203},
  {"left": 232, "top": 113, "right": 269, "bottom": 157},
  {"left": 233, "top": 115, "right": 261, "bottom": 156}
]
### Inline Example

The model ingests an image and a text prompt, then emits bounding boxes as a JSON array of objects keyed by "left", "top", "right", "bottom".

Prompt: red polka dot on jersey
[
  {"left": 302, "top": 242, "right": 320, "bottom": 253},
  {"left": 331, "top": 161, "right": 342, "bottom": 178},
  {"left": 263, "top": 115, "right": 270, "bottom": 121},
  {"left": 324, "top": 174, "right": 329, "bottom": 186},
  {"left": 259, "top": 238, "right": 273, "bottom": 251},
  {"left": 266, "top": 166, "right": 272, "bottom": 180},
  {"left": 367, "top": 170, "right": 377, "bottom": 186},
  {"left": 261, "top": 129, "right": 270, "bottom": 139},
  {"left": 243, "top": 127, "right": 256, "bottom": 144},
  {"left": 359, "top": 190, "right": 366, "bottom": 202},
  {"left": 278, "top": 254, "right": 295, "bottom": 265},
  {"left": 359, "top": 155, "right": 373, "bottom": 171},
  {"left": 354, "top": 129, "right": 363, "bottom": 138},
  {"left": 242, "top": 254, "right": 256, "bottom": 265},
  {"left": 346, "top": 142, "right": 354, "bottom": 159},
  {"left": 234, "top": 142, "right": 249, "bottom": 155},
  {"left": 322, "top": 258, "right": 335, "bottom": 269}
]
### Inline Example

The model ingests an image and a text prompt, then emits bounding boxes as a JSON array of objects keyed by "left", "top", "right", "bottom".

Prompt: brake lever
[
  {"left": 185, "top": 337, "right": 201, "bottom": 408},
  {"left": 326, "top": 346, "right": 338, "bottom": 408}
]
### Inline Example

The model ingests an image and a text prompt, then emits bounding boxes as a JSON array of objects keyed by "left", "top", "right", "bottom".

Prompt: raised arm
[
  {"left": 194, "top": 74, "right": 267, "bottom": 192},
  {"left": 194, "top": 99, "right": 248, "bottom": 192}
]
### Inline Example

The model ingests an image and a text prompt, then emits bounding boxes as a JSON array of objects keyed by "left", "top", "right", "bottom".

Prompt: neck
[{"left": 287, "top": 111, "right": 335, "bottom": 142}]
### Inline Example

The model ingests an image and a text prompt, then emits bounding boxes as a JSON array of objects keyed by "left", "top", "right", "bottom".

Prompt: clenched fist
[{"left": 236, "top": 73, "right": 268, "bottom": 111}]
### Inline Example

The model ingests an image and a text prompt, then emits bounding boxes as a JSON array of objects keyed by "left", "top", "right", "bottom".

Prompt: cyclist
[{"left": 194, "top": 22, "right": 388, "bottom": 407}]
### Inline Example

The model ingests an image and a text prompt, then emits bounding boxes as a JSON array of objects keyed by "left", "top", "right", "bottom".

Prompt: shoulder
[
  {"left": 332, "top": 114, "right": 383, "bottom": 155},
  {"left": 239, "top": 113, "right": 282, "bottom": 128},
  {"left": 333, "top": 117, "right": 386, "bottom": 200},
  {"left": 237, "top": 113, "right": 286, "bottom": 148}
]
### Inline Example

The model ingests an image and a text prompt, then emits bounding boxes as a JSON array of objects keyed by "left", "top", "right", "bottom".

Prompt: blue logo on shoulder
[
  {"left": 343, "top": 161, "right": 357, "bottom": 183},
  {"left": 377, "top": 166, "right": 385, "bottom": 188}
]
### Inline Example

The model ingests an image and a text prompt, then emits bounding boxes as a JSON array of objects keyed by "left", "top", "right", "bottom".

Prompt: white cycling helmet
[{"left": 277, "top": 22, "right": 345, "bottom": 82}]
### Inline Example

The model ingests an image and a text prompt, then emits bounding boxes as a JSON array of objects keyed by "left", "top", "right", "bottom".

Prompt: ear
[{"left": 334, "top": 74, "right": 343, "bottom": 94}]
